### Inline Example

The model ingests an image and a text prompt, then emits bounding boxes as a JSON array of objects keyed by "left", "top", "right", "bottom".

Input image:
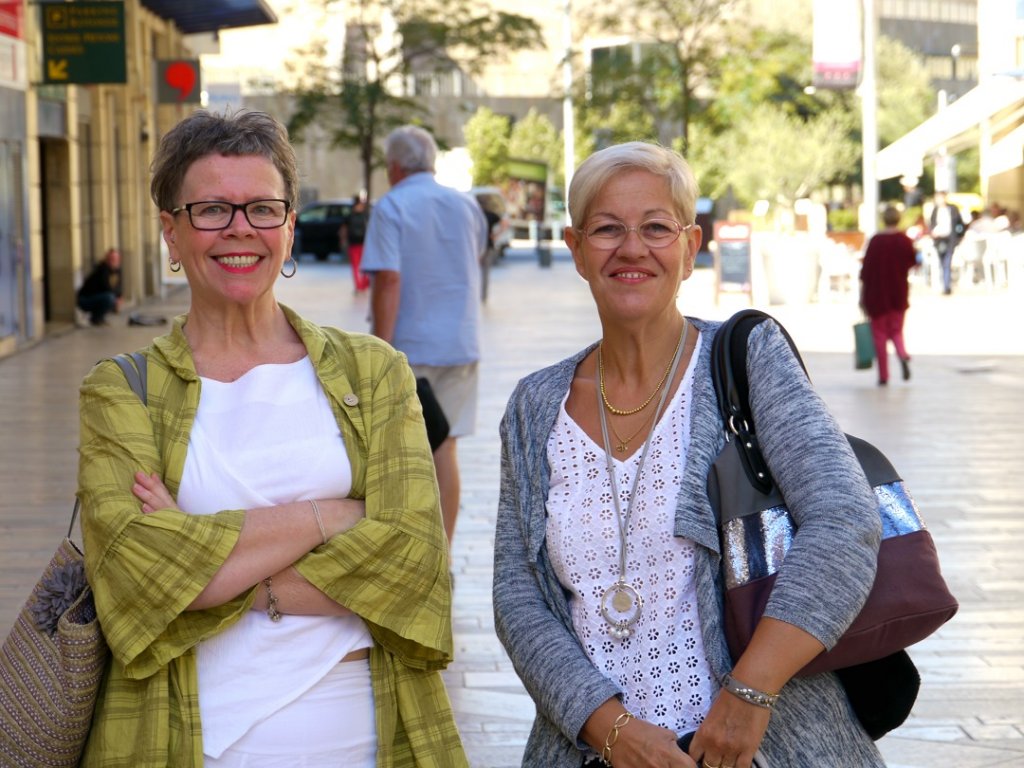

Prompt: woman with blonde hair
[{"left": 494, "top": 141, "right": 885, "bottom": 768}]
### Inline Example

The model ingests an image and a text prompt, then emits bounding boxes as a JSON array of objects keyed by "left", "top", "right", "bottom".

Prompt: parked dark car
[{"left": 293, "top": 198, "right": 354, "bottom": 261}]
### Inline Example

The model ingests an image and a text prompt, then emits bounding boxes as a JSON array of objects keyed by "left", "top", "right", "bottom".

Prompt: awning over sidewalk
[
  {"left": 875, "top": 77, "right": 1024, "bottom": 180},
  {"left": 140, "top": 0, "right": 277, "bottom": 35}
]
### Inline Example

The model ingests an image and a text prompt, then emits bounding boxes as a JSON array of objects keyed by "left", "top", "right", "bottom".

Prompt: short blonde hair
[{"left": 568, "top": 142, "right": 700, "bottom": 226}]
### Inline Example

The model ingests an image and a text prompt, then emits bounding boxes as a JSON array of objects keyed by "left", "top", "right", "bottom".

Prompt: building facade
[
  {"left": 0, "top": 0, "right": 275, "bottom": 360},
  {"left": 878, "top": 2, "right": 1024, "bottom": 214}
]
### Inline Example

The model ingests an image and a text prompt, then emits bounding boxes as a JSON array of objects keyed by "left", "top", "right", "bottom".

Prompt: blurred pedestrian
[
  {"left": 361, "top": 125, "right": 489, "bottom": 545},
  {"left": 927, "top": 191, "right": 964, "bottom": 294},
  {"left": 77, "top": 110, "right": 463, "bottom": 767},
  {"left": 340, "top": 192, "right": 370, "bottom": 292},
  {"left": 494, "top": 141, "right": 885, "bottom": 768},
  {"left": 860, "top": 205, "right": 917, "bottom": 386},
  {"left": 76, "top": 247, "right": 122, "bottom": 325}
]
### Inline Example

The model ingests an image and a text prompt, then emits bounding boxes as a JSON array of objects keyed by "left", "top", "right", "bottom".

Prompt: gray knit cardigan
[{"left": 493, "top": 317, "right": 887, "bottom": 767}]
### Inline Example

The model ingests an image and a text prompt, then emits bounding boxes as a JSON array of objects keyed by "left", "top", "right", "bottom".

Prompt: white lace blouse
[{"left": 545, "top": 335, "right": 714, "bottom": 736}]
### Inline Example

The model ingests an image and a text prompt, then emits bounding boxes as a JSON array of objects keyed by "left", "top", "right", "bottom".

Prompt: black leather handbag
[{"left": 707, "top": 309, "right": 958, "bottom": 738}]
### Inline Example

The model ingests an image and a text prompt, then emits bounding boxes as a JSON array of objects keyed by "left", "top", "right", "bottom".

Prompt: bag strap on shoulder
[
  {"left": 69, "top": 351, "right": 149, "bottom": 538},
  {"left": 110, "top": 351, "right": 148, "bottom": 404},
  {"left": 710, "top": 309, "right": 805, "bottom": 495}
]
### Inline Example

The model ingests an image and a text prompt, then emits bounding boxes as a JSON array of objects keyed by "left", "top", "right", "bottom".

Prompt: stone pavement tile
[
  {"left": 962, "top": 724, "right": 1024, "bottom": 740},
  {"left": 880, "top": 736, "right": 1024, "bottom": 768}
]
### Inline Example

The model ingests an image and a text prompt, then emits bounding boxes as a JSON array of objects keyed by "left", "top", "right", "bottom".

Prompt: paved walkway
[{"left": 1, "top": 249, "right": 1022, "bottom": 767}]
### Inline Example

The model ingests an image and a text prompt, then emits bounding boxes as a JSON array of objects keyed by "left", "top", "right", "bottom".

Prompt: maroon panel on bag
[{"left": 725, "top": 530, "right": 959, "bottom": 676}]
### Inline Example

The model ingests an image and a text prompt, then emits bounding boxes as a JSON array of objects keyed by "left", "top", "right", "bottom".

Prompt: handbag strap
[
  {"left": 709, "top": 309, "right": 806, "bottom": 495},
  {"left": 111, "top": 351, "right": 149, "bottom": 404},
  {"left": 69, "top": 351, "right": 149, "bottom": 539}
]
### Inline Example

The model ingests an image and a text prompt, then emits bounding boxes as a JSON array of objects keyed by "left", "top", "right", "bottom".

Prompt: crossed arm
[{"left": 132, "top": 470, "right": 364, "bottom": 616}]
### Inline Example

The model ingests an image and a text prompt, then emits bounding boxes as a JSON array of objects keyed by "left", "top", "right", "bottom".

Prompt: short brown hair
[{"left": 150, "top": 110, "right": 299, "bottom": 212}]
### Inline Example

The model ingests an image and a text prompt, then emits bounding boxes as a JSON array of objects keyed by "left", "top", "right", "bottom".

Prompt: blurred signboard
[
  {"left": 157, "top": 60, "right": 201, "bottom": 103},
  {"left": 0, "top": 1, "right": 22, "bottom": 38},
  {"left": 0, "top": 1, "right": 25, "bottom": 90},
  {"left": 713, "top": 221, "right": 752, "bottom": 297},
  {"left": 812, "top": 0, "right": 861, "bottom": 90},
  {"left": 42, "top": 1, "right": 126, "bottom": 85},
  {"left": 504, "top": 158, "right": 547, "bottom": 224}
]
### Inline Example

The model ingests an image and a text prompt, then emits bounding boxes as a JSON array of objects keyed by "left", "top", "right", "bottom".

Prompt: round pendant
[
  {"left": 612, "top": 589, "right": 633, "bottom": 612},
  {"left": 599, "top": 580, "right": 643, "bottom": 640}
]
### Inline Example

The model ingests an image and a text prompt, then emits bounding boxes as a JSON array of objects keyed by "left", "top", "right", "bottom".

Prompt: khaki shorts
[{"left": 410, "top": 363, "right": 478, "bottom": 438}]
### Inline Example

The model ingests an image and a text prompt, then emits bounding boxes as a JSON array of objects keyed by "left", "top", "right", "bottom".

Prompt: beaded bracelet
[
  {"left": 721, "top": 673, "right": 779, "bottom": 710},
  {"left": 600, "top": 711, "right": 634, "bottom": 765},
  {"left": 263, "top": 576, "right": 282, "bottom": 622},
  {"left": 309, "top": 499, "right": 328, "bottom": 545}
]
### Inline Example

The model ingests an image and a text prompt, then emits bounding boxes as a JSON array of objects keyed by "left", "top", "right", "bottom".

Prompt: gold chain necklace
[
  {"left": 599, "top": 324, "right": 686, "bottom": 416},
  {"left": 608, "top": 409, "right": 655, "bottom": 454}
]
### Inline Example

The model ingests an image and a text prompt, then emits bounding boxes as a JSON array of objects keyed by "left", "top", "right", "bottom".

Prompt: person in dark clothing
[
  {"left": 927, "top": 191, "right": 964, "bottom": 294},
  {"left": 340, "top": 194, "right": 370, "bottom": 292},
  {"left": 77, "top": 248, "right": 123, "bottom": 325},
  {"left": 860, "top": 206, "right": 918, "bottom": 386}
]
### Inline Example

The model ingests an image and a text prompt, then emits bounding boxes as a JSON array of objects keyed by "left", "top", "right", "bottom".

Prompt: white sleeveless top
[
  {"left": 545, "top": 335, "right": 714, "bottom": 736},
  {"left": 177, "top": 356, "right": 373, "bottom": 758}
]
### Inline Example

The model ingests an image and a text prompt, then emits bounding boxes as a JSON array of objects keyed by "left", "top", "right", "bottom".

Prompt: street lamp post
[
  {"left": 562, "top": 0, "right": 574, "bottom": 228},
  {"left": 861, "top": 0, "right": 878, "bottom": 239}
]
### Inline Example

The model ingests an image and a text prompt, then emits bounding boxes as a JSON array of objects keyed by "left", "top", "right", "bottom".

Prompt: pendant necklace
[
  {"left": 596, "top": 318, "right": 689, "bottom": 640},
  {"left": 608, "top": 408, "right": 655, "bottom": 454}
]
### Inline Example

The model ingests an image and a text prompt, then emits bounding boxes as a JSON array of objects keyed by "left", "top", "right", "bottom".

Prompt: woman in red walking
[
  {"left": 340, "top": 194, "right": 371, "bottom": 292},
  {"left": 860, "top": 205, "right": 919, "bottom": 386}
]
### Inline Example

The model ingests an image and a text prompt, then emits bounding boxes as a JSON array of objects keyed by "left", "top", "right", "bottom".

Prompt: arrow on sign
[{"left": 47, "top": 59, "right": 68, "bottom": 80}]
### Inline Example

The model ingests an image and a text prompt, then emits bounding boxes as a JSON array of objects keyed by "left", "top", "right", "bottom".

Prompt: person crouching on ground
[{"left": 77, "top": 247, "right": 122, "bottom": 325}]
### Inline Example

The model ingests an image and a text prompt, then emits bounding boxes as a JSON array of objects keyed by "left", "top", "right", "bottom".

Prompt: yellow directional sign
[
  {"left": 42, "top": 1, "right": 126, "bottom": 85},
  {"left": 47, "top": 60, "right": 68, "bottom": 82}
]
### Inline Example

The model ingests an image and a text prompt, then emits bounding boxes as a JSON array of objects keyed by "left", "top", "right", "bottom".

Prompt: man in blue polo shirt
[{"left": 361, "top": 125, "right": 489, "bottom": 546}]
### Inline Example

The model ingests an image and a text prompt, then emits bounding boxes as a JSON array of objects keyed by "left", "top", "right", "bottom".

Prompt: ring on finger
[{"left": 703, "top": 762, "right": 722, "bottom": 768}]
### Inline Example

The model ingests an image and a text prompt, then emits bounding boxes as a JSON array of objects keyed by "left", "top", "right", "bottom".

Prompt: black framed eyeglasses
[
  {"left": 170, "top": 199, "right": 291, "bottom": 231},
  {"left": 578, "top": 218, "right": 693, "bottom": 249}
]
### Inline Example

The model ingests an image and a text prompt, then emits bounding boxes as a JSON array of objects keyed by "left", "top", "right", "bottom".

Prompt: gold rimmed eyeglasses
[{"left": 578, "top": 218, "right": 693, "bottom": 249}]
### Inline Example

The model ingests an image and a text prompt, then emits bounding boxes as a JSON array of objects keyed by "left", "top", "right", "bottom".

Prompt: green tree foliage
[
  {"left": 286, "top": 0, "right": 543, "bottom": 199},
  {"left": 698, "top": 102, "right": 859, "bottom": 210},
  {"left": 875, "top": 35, "right": 935, "bottom": 148},
  {"left": 582, "top": 0, "right": 741, "bottom": 152},
  {"left": 575, "top": 101, "right": 657, "bottom": 163},
  {"left": 509, "top": 109, "right": 563, "bottom": 188},
  {"left": 464, "top": 107, "right": 510, "bottom": 186},
  {"left": 707, "top": 23, "right": 829, "bottom": 131}
]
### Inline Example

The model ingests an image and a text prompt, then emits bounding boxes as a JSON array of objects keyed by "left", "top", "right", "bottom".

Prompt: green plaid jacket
[{"left": 77, "top": 305, "right": 465, "bottom": 767}]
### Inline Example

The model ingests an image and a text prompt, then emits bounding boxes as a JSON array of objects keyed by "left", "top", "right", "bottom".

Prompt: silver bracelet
[
  {"left": 721, "top": 673, "right": 779, "bottom": 710},
  {"left": 309, "top": 499, "right": 328, "bottom": 545}
]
